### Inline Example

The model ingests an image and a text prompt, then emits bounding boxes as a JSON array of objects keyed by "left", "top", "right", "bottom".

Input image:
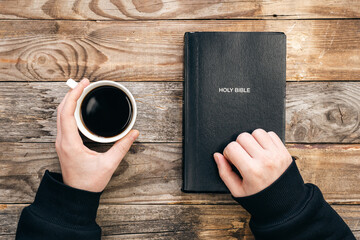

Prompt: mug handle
[{"left": 66, "top": 78, "right": 78, "bottom": 89}]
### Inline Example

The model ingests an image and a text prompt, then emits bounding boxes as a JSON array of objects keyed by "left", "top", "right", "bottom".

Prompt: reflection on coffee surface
[{"left": 80, "top": 86, "right": 132, "bottom": 138}]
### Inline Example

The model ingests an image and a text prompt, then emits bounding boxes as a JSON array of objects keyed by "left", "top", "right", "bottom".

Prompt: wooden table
[{"left": 0, "top": 1, "right": 360, "bottom": 239}]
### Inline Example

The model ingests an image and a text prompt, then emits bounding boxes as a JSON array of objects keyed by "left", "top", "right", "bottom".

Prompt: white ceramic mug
[{"left": 66, "top": 79, "right": 137, "bottom": 143}]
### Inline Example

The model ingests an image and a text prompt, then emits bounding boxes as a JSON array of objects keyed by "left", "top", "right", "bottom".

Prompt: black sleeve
[
  {"left": 16, "top": 170, "right": 102, "bottom": 240},
  {"left": 233, "top": 160, "right": 356, "bottom": 240}
]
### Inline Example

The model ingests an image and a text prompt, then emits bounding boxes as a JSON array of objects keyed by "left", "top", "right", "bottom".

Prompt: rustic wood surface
[
  {"left": 0, "top": 82, "right": 360, "bottom": 143},
  {"left": 0, "top": 20, "right": 359, "bottom": 82},
  {"left": 0, "top": 204, "right": 359, "bottom": 239},
  {"left": 0, "top": 142, "right": 359, "bottom": 204},
  {"left": 0, "top": 0, "right": 359, "bottom": 20},
  {"left": 0, "top": 82, "right": 182, "bottom": 143},
  {"left": 1, "top": 1, "right": 360, "bottom": 239}
]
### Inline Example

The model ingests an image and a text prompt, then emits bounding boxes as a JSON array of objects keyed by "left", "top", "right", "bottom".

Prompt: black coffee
[{"left": 80, "top": 86, "right": 132, "bottom": 138}]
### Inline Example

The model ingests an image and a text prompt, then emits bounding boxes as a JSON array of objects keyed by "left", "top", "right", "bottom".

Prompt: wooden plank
[
  {"left": 0, "top": 82, "right": 182, "bottom": 143},
  {"left": 1, "top": 82, "right": 360, "bottom": 143},
  {"left": 0, "top": 204, "right": 359, "bottom": 239},
  {"left": 2, "top": 231, "right": 360, "bottom": 240},
  {"left": 0, "top": 20, "right": 359, "bottom": 82},
  {"left": 0, "top": 204, "right": 252, "bottom": 238},
  {"left": 0, "top": 1, "right": 359, "bottom": 20},
  {"left": 0, "top": 143, "right": 359, "bottom": 204},
  {"left": 102, "top": 231, "right": 254, "bottom": 240},
  {"left": 290, "top": 144, "right": 360, "bottom": 204},
  {"left": 285, "top": 82, "right": 360, "bottom": 143},
  {"left": 2, "top": 232, "right": 360, "bottom": 240}
]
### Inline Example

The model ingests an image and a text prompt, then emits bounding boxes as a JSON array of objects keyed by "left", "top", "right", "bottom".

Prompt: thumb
[
  {"left": 214, "top": 152, "right": 245, "bottom": 197},
  {"left": 105, "top": 129, "right": 140, "bottom": 166}
]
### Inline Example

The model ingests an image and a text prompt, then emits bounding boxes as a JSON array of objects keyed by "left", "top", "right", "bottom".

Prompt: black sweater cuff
[
  {"left": 233, "top": 160, "right": 311, "bottom": 226},
  {"left": 30, "top": 170, "right": 102, "bottom": 228}
]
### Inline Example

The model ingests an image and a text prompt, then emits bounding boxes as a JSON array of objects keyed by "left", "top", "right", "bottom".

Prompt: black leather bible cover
[{"left": 183, "top": 32, "right": 286, "bottom": 193}]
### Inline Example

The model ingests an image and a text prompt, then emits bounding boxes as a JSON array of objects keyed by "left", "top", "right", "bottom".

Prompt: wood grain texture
[
  {"left": 285, "top": 82, "right": 360, "bottom": 143},
  {"left": 0, "top": 20, "right": 359, "bottom": 82},
  {"left": 0, "top": 204, "right": 359, "bottom": 239},
  {"left": 0, "top": 82, "right": 182, "bottom": 143},
  {"left": 1, "top": 82, "right": 360, "bottom": 143},
  {"left": 0, "top": 143, "right": 359, "bottom": 204},
  {"left": 0, "top": 0, "right": 359, "bottom": 20}
]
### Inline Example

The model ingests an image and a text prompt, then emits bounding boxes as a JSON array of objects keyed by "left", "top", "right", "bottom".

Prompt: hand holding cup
[{"left": 56, "top": 78, "right": 139, "bottom": 192}]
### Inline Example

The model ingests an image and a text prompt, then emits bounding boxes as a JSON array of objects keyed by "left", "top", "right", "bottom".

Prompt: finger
[
  {"left": 268, "top": 131, "right": 287, "bottom": 151},
  {"left": 61, "top": 79, "right": 90, "bottom": 141},
  {"left": 251, "top": 128, "right": 277, "bottom": 150},
  {"left": 268, "top": 131, "right": 293, "bottom": 165},
  {"left": 104, "top": 130, "right": 140, "bottom": 167},
  {"left": 214, "top": 153, "right": 245, "bottom": 197},
  {"left": 56, "top": 92, "right": 70, "bottom": 141},
  {"left": 62, "top": 78, "right": 89, "bottom": 117},
  {"left": 223, "top": 141, "right": 252, "bottom": 176},
  {"left": 236, "top": 132, "right": 264, "bottom": 158}
]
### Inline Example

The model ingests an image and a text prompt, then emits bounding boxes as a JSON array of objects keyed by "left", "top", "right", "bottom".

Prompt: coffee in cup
[{"left": 66, "top": 79, "right": 137, "bottom": 143}]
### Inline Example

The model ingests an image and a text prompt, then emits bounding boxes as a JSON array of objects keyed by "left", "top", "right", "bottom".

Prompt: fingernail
[
  {"left": 130, "top": 130, "right": 139, "bottom": 140},
  {"left": 213, "top": 153, "right": 219, "bottom": 163}
]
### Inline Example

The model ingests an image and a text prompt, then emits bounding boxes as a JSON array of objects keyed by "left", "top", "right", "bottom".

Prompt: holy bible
[{"left": 183, "top": 32, "right": 286, "bottom": 192}]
